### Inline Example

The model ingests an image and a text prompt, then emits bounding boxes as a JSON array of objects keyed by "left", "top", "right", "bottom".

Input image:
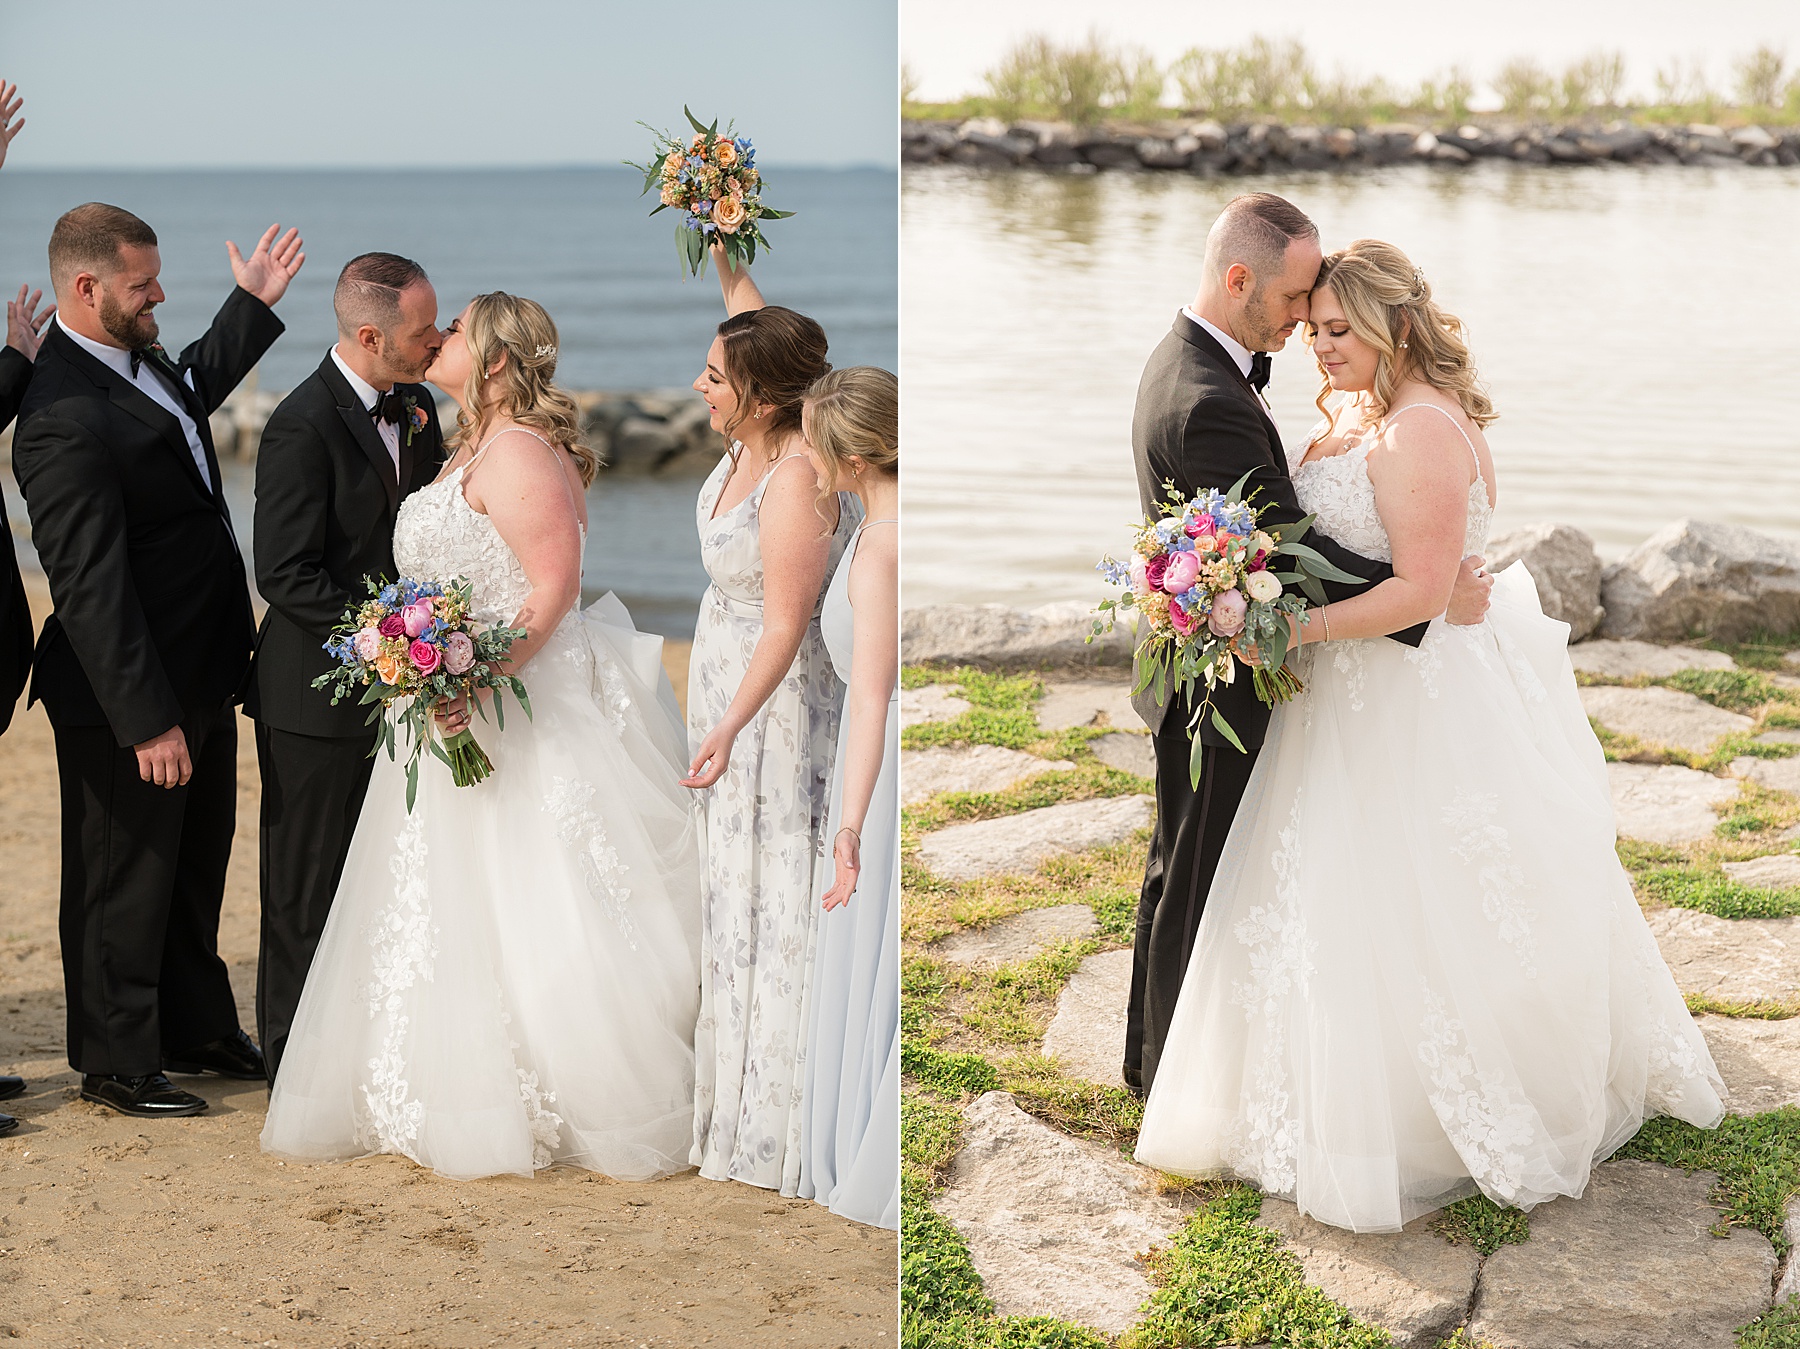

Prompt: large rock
[
  {"left": 1254, "top": 1202, "right": 1479, "bottom": 1349},
  {"left": 901, "top": 745, "right": 1074, "bottom": 805},
  {"left": 1488, "top": 525, "right": 1605, "bottom": 641},
  {"left": 1730, "top": 755, "right": 1800, "bottom": 795},
  {"left": 931, "top": 905, "right": 1099, "bottom": 968},
  {"left": 901, "top": 684, "right": 971, "bottom": 729},
  {"left": 1607, "top": 762, "right": 1739, "bottom": 843},
  {"left": 1041, "top": 948, "right": 1132, "bottom": 1086},
  {"left": 933, "top": 1091, "right": 1187, "bottom": 1335},
  {"left": 1647, "top": 906, "right": 1800, "bottom": 1004},
  {"left": 1568, "top": 640, "right": 1737, "bottom": 679},
  {"left": 1720, "top": 854, "right": 1800, "bottom": 889},
  {"left": 1601, "top": 519, "right": 1800, "bottom": 643},
  {"left": 1090, "top": 732, "right": 1155, "bottom": 778},
  {"left": 1036, "top": 679, "right": 1141, "bottom": 731},
  {"left": 1468, "top": 1159, "right": 1775, "bottom": 1349},
  {"left": 902, "top": 603, "right": 1135, "bottom": 669},
  {"left": 917, "top": 796, "right": 1155, "bottom": 881},
  {"left": 1579, "top": 686, "right": 1753, "bottom": 753},
  {"left": 1695, "top": 1014, "right": 1800, "bottom": 1114}
]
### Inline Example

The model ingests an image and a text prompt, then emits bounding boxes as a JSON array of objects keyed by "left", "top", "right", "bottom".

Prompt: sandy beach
[{"left": 0, "top": 572, "right": 896, "bottom": 1348}]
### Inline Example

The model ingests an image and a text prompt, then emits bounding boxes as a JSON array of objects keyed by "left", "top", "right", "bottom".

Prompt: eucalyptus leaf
[
  {"left": 1283, "top": 542, "right": 1369, "bottom": 585},
  {"left": 1211, "top": 708, "right": 1247, "bottom": 752},
  {"left": 1225, "top": 468, "right": 1255, "bottom": 504},
  {"left": 1188, "top": 724, "right": 1207, "bottom": 788}
]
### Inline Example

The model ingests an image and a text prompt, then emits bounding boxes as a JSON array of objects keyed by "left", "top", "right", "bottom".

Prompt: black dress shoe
[
  {"left": 80, "top": 1073, "right": 207, "bottom": 1118},
  {"left": 165, "top": 1029, "right": 265, "bottom": 1080},
  {"left": 0, "top": 1112, "right": 16, "bottom": 1136},
  {"left": 0, "top": 1075, "right": 24, "bottom": 1101}
]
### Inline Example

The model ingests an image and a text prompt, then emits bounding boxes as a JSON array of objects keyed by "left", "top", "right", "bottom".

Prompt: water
[
  {"left": 902, "top": 162, "right": 1800, "bottom": 609},
  {"left": 0, "top": 167, "right": 897, "bottom": 634}
]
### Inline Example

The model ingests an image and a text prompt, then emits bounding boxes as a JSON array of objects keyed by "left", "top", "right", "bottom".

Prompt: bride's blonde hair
[
  {"left": 452, "top": 291, "right": 601, "bottom": 485},
  {"left": 1310, "top": 239, "right": 1496, "bottom": 429}
]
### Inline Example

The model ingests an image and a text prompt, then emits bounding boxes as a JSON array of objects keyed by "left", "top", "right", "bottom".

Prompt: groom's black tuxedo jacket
[
  {"left": 1129, "top": 313, "right": 1425, "bottom": 749},
  {"left": 243, "top": 354, "right": 444, "bottom": 739},
  {"left": 15, "top": 289, "right": 283, "bottom": 747},
  {"left": 1, "top": 346, "right": 36, "bottom": 733}
]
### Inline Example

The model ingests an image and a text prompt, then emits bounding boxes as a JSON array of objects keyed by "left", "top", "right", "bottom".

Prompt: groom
[
  {"left": 243, "top": 252, "right": 445, "bottom": 1086},
  {"left": 14, "top": 204, "right": 302, "bottom": 1116},
  {"left": 1123, "top": 192, "right": 1491, "bottom": 1097}
]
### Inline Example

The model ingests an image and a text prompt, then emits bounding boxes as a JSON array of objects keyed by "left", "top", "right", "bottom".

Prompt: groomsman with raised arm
[{"left": 13, "top": 203, "right": 303, "bottom": 1118}]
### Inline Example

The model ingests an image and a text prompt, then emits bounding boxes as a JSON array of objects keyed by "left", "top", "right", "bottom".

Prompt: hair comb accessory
[{"left": 534, "top": 344, "right": 557, "bottom": 359}]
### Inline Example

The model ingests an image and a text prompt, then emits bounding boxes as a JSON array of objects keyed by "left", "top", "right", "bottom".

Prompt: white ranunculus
[{"left": 1245, "top": 569, "right": 1283, "bottom": 603}]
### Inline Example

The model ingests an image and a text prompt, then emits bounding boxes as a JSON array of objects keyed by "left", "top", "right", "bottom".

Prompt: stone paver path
[
  {"left": 1254, "top": 1202, "right": 1477, "bottom": 1349},
  {"left": 932, "top": 1091, "right": 1186, "bottom": 1335},
  {"left": 1040, "top": 948, "right": 1133, "bottom": 1086},
  {"left": 901, "top": 744, "right": 1073, "bottom": 805},
  {"left": 1757, "top": 730, "right": 1800, "bottom": 747},
  {"left": 1695, "top": 1014, "right": 1800, "bottom": 1114},
  {"left": 901, "top": 684, "right": 971, "bottom": 728},
  {"left": 931, "top": 904, "right": 1098, "bottom": 968},
  {"left": 915, "top": 795, "right": 1154, "bottom": 882},
  {"left": 1468, "top": 1160, "right": 1774, "bottom": 1349},
  {"left": 1646, "top": 906, "right": 1800, "bottom": 1004},
  {"left": 1607, "top": 762, "right": 1739, "bottom": 844},
  {"left": 1731, "top": 754, "right": 1800, "bottom": 794},
  {"left": 1580, "top": 685, "right": 1753, "bottom": 753},
  {"left": 1036, "top": 680, "right": 1141, "bottom": 731},
  {"left": 1090, "top": 731, "right": 1155, "bottom": 778},
  {"left": 1568, "top": 640, "right": 1737, "bottom": 679},
  {"left": 1721, "top": 854, "right": 1800, "bottom": 889}
]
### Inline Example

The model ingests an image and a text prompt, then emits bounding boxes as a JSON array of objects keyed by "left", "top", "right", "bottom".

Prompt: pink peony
[
  {"left": 1143, "top": 553, "right": 1170, "bottom": 592},
  {"left": 378, "top": 613, "right": 406, "bottom": 639},
  {"left": 1169, "top": 601, "right": 1199, "bottom": 637},
  {"left": 408, "top": 639, "right": 442, "bottom": 675},
  {"left": 443, "top": 630, "right": 476, "bottom": 675},
  {"left": 353, "top": 626, "right": 381, "bottom": 661},
  {"left": 402, "top": 600, "right": 435, "bottom": 638},
  {"left": 1208, "top": 588, "right": 1248, "bottom": 637},
  {"left": 1161, "top": 552, "right": 1201, "bottom": 594}
]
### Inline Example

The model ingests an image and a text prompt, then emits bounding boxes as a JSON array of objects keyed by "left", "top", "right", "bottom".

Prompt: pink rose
[
  {"left": 1169, "top": 601, "right": 1199, "bottom": 637},
  {"left": 408, "top": 639, "right": 442, "bottom": 675},
  {"left": 1185, "top": 515, "right": 1216, "bottom": 539},
  {"left": 1161, "top": 551, "right": 1201, "bottom": 595},
  {"left": 1208, "top": 588, "right": 1248, "bottom": 637},
  {"left": 378, "top": 613, "right": 406, "bottom": 639},
  {"left": 443, "top": 630, "right": 475, "bottom": 675},
  {"left": 1143, "top": 554, "right": 1170, "bottom": 592},
  {"left": 402, "top": 600, "right": 435, "bottom": 638},
  {"left": 353, "top": 626, "right": 381, "bottom": 661}
]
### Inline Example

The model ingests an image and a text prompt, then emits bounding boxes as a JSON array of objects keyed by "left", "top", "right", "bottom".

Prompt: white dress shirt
[
  {"left": 330, "top": 345, "right": 401, "bottom": 474},
  {"left": 58, "top": 316, "right": 212, "bottom": 490},
  {"left": 1181, "top": 306, "right": 1254, "bottom": 380}
]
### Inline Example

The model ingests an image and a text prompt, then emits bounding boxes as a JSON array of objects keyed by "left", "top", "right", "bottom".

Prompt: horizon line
[{"left": 1, "top": 160, "right": 899, "bottom": 175}]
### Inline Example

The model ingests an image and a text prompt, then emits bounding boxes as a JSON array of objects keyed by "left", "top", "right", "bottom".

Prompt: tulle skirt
[
  {"left": 261, "top": 595, "right": 703, "bottom": 1182},
  {"left": 1134, "top": 565, "right": 1725, "bottom": 1232}
]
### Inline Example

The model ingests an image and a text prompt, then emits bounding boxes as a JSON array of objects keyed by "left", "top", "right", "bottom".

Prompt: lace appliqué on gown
[
  {"left": 355, "top": 812, "right": 440, "bottom": 1159},
  {"left": 1333, "top": 642, "right": 1368, "bottom": 712},
  {"left": 1416, "top": 981, "right": 1535, "bottom": 1198},
  {"left": 544, "top": 776, "right": 638, "bottom": 949},
  {"left": 1441, "top": 788, "right": 1538, "bottom": 976}
]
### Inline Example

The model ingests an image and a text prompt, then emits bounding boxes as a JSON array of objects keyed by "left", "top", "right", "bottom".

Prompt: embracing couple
[{"left": 1125, "top": 192, "right": 1723, "bottom": 1233}]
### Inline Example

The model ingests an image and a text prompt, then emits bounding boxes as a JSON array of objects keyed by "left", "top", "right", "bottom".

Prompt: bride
[
  {"left": 1134, "top": 240, "right": 1724, "bottom": 1232},
  {"left": 262, "top": 292, "right": 702, "bottom": 1181}
]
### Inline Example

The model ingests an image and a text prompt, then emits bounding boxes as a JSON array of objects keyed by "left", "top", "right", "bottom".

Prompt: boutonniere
[{"left": 402, "top": 394, "right": 430, "bottom": 449}]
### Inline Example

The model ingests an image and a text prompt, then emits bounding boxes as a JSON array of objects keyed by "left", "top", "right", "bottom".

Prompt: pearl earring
[{"left": 1398, "top": 341, "right": 1409, "bottom": 349}]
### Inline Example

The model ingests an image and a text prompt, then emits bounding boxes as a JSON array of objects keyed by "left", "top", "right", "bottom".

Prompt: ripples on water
[{"left": 902, "top": 162, "right": 1800, "bottom": 609}]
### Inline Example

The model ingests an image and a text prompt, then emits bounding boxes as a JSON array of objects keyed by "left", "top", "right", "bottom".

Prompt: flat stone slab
[
  {"left": 933, "top": 1090, "right": 1186, "bottom": 1335},
  {"left": 1041, "top": 948, "right": 1133, "bottom": 1087},
  {"left": 900, "top": 744, "right": 1074, "bottom": 805},
  {"left": 1756, "top": 730, "right": 1800, "bottom": 747},
  {"left": 1580, "top": 685, "right": 1753, "bottom": 753},
  {"left": 1779, "top": 1199, "right": 1800, "bottom": 1300},
  {"left": 1468, "top": 1159, "right": 1774, "bottom": 1349},
  {"left": 1036, "top": 680, "right": 1141, "bottom": 731},
  {"left": 1569, "top": 639, "right": 1737, "bottom": 679},
  {"left": 931, "top": 905, "right": 1099, "bottom": 968},
  {"left": 902, "top": 684, "right": 972, "bottom": 728},
  {"left": 1608, "top": 762, "right": 1739, "bottom": 844},
  {"left": 1731, "top": 755, "right": 1800, "bottom": 795},
  {"left": 1090, "top": 731, "right": 1155, "bottom": 779},
  {"left": 1255, "top": 1201, "right": 1478, "bottom": 1349},
  {"left": 1646, "top": 906, "right": 1800, "bottom": 1004},
  {"left": 1695, "top": 1014, "right": 1800, "bottom": 1114},
  {"left": 916, "top": 795, "right": 1155, "bottom": 882},
  {"left": 1721, "top": 854, "right": 1800, "bottom": 889}
]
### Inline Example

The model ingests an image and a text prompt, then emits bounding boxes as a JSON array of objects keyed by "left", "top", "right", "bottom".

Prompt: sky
[
  {"left": 904, "top": 0, "right": 1800, "bottom": 105},
  {"left": 0, "top": 0, "right": 897, "bottom": 169}
]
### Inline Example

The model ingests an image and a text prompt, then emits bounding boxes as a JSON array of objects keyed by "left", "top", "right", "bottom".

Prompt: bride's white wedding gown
[
  {"left": 1134, "top": 404, "right": 1724, "bottom": 1233},
  {"left": 261, "top": 441, "right": 702, "bottom": 1181}
]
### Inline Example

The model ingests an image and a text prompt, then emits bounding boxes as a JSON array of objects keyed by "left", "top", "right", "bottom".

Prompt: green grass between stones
[
  {"left": 1428, "top": 1194, "right": 1532, "bottom": 1256},
  {"left": 1738, "top": 1297, "right": 1800, "bottom": 1348}
]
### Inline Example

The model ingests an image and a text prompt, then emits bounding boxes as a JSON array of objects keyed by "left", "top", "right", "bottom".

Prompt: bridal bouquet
[
  {"left": 1093, "top": 473, "right": 1363, "bottom": 780},
  {"left": 313, "top": 577, "right": 530, "bottom": 811},
  {"left": 629, "top": 107, "right": 794, "bottom": 276}
]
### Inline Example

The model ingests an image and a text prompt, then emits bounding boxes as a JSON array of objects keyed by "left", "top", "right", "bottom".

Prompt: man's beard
[
  {"left": 1241, "top": 285, "right": 1289, "bottom": 352},
  {"left": 379, "top": 334, "right": 432, "bottom": 383},
  {"left": 98, "top": 291, "right": 158, "bottom": 349}
]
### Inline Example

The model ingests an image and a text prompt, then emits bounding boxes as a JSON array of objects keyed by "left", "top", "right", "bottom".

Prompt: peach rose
[
  {"left": 715, "top": 140, "right": 739, "bottom": 168},
  {"left": 712, "top": 196, "right": 747, "bottom": 234},
  {"left": 374, "top": 652, "right": 405, "bottom": 686}
]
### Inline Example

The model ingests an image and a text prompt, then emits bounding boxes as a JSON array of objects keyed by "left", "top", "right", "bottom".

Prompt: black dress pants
[
  {"left": 1124, "top": 713, "right": 1259, "bottom": 1097},
  {"left": 253, "top": 722, "right": 375, "bottom": 1086},
  {"left": 55, "top": 702, "right": 243, "bottom": 1077}
]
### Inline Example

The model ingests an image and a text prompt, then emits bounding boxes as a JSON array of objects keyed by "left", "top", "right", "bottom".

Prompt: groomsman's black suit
[
  {"left": 13, "top": 288, "right": 283, "bottom": 1077},
  {"left": 242, "top": 353, "right": 443, "bottom": 1084},
  {"left": 1, "top": 346, "right": 34, "bottom": 733},
  {"left": 1123, "top": 313, "right": 1428, "bottom": 1096}
]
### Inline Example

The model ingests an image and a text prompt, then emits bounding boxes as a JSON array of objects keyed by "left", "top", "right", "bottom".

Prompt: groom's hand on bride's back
[{"left": 1445, "top": 555, "right": 1493, "bottom": 626}]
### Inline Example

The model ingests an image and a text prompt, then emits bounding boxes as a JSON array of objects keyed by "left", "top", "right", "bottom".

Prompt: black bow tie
[
  {"left": 370, "top": 390, "right": 406, "bottom": 425},
  {"left": 1248, "top": 352, "right": 1272, "bottom": 393},
  {"left": 130, "top": 344, "right": 174, "bottom": 379}
]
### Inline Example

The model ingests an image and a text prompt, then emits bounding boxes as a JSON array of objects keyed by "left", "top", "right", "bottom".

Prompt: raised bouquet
[
  {"left": 629, "top": 107, "right": 793, "bottom": 276},
  {"left": 1094, "top": 472, "right": 1365, "bottom": 783},
  {"left": 313, "top": 577, "right": 531, "bottom": 811}
]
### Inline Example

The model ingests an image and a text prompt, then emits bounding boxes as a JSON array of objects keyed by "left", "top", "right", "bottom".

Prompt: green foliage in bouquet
[{"left": 629, "top": 106, "right": 795, "bottom": 277}]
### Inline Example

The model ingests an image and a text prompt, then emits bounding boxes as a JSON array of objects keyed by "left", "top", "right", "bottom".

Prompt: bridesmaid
[
  {"left": 796, "top": 368, "right": 900, "bottom": 1231},
  {"left": 681, "top": 244, "right": 860, "bottom": 1192}
]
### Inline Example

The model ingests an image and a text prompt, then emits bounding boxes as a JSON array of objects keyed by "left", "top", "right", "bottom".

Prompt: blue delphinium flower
[
  {"left": 379, "top": 583, "right": 400, "bottom": 607},
  {"left": 1097, "top": 557, "right": 1129, "bottom": 585}
]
